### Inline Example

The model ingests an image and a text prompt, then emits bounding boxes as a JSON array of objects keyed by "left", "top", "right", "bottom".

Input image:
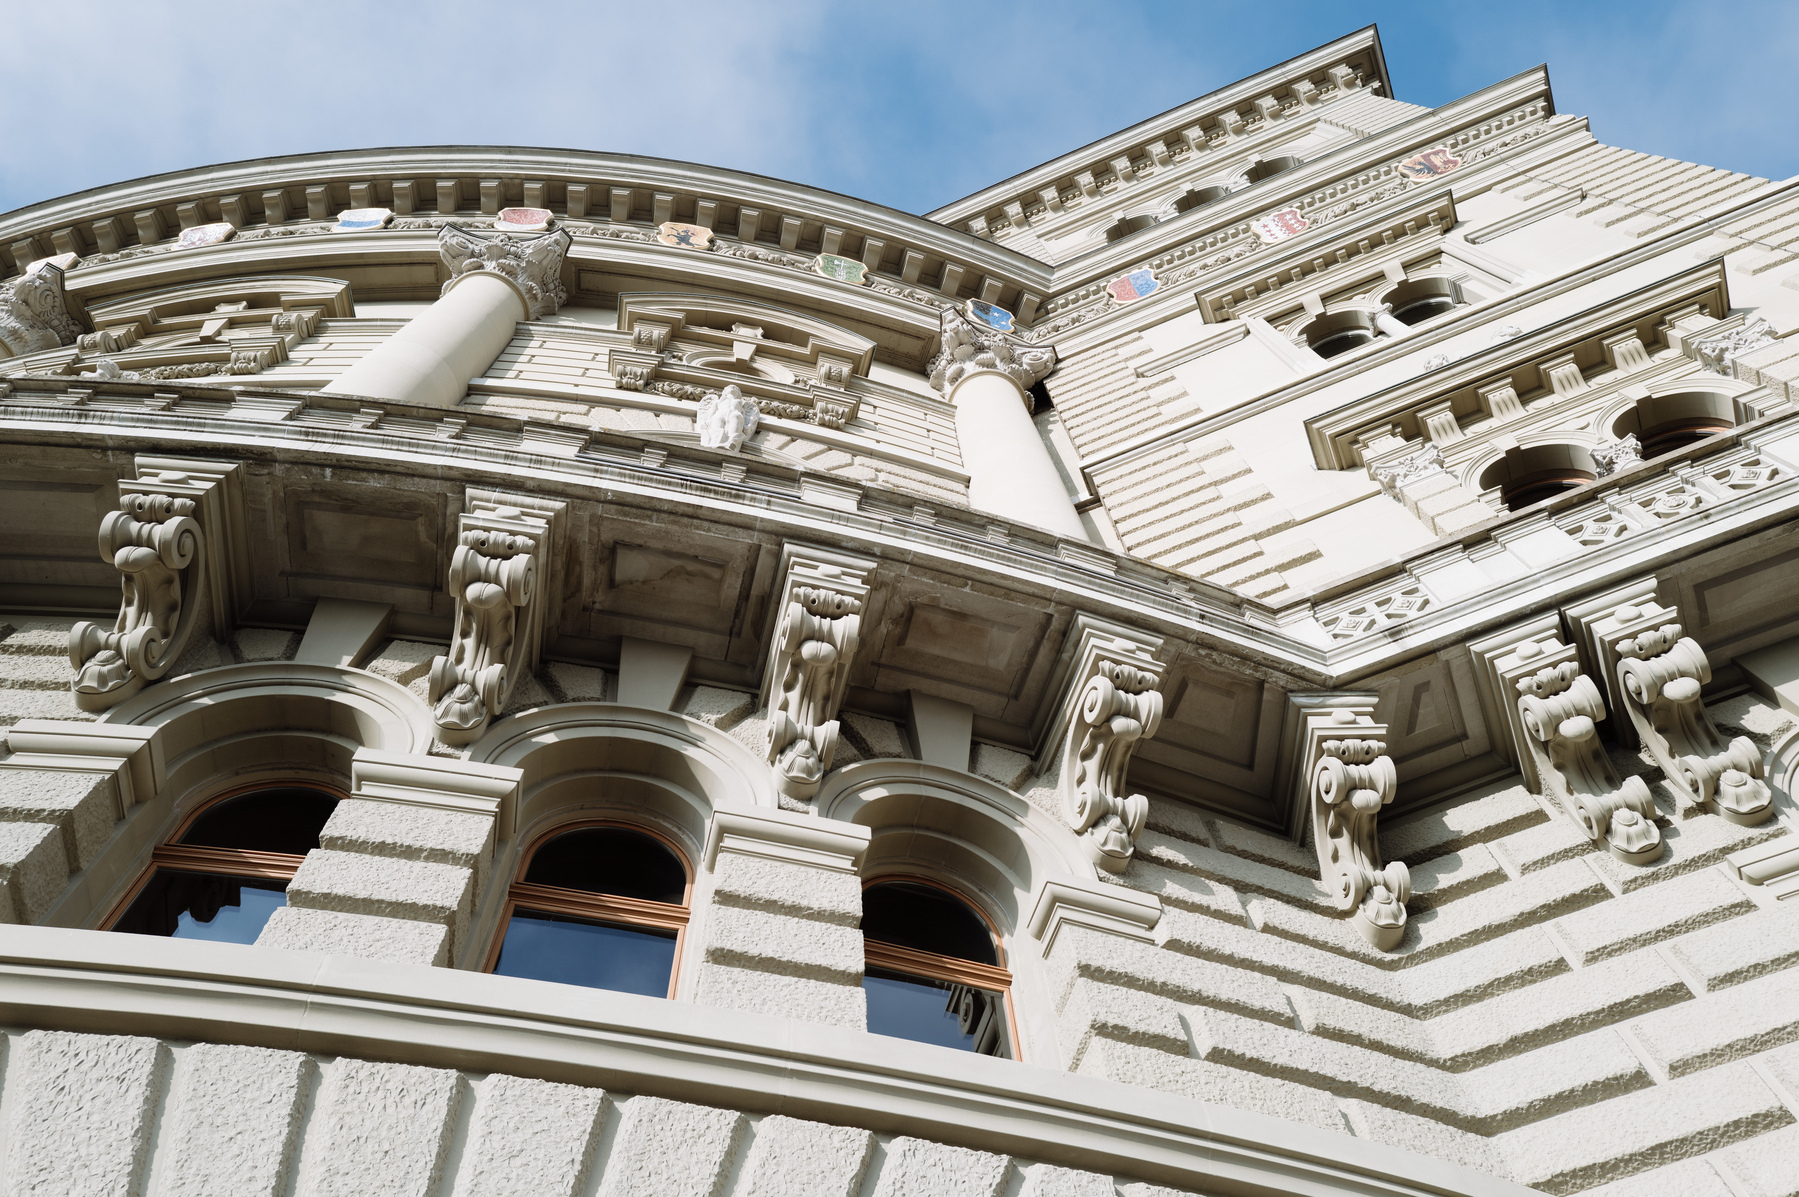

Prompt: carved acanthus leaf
[
  {"left": 1371, "top": 443, "right": 1445, "bottom": 494},
  {"left": 928, "top": 305, "right": 1057, "bottom": 396},
  {"left": 438, "top": 225, "right": 573, "bottom": 320},
  {"left": 0, "top": 261, "right": 80, "bottom": 358},
  {"left": 1303, "top": 706, "right": 1408, "bottom": 949},
  {"left": 1591, "top": 435, "right": 1643, "bottom": 477},
  {"left": 68, "top": 492, "right": 205, "bottom": 712},
  {"left": 1696, "top": 317, "right": 1776, "bottom": 376},
  {"left": 1517, "top": 656, "right": 1663, "bottom": 863},
  {"left": 1610, "top": 606, "right": 1772, "bottom": 824}
]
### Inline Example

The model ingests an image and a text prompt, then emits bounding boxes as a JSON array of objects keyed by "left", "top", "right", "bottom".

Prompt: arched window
[
  {"left": 1103, "top": 213, "right": 1159, "bottom": 243},
  {"left": 1480, "top": 443, "right": 1598, "bottom": 512},
  {"left": 107, "top": 785, "right": 340, "bottom": 944},
  {"left": 487, "top": 823, "right": 690, "bottom": 999},
  {"left": 1245, "top": 155, "right": 1303, "bottom": 183},
  {"left": 1613, "top": 391, "right": 1737, "bottom": 457},
  {"left": 861, "top": 878, "right": 1013, "bottom": 1058},
  {"left": 1173, "top": 184, "right": 1231, "bottom": 214}
]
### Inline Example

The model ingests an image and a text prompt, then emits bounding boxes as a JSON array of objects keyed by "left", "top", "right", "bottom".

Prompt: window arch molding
[
  {"left": 1370, "top": 274, "right": 1467, "bottom": 328},
  {"left": 1598, "top": 377, "right": 1754, "bottom": 459}
]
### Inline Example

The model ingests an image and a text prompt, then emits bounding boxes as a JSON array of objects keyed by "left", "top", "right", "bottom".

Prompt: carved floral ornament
[
  {"left": 0, "top": 260, "right": 80, "bottom": 358},
  {"left": 438, "top": 224, "right": 572, "bottom": 321},
  {"left": 927, "top": 305, "right": 1057, "bottom": 399},
  {"left": 1306, "top": 707, "right": 1409, "bottom": 949},
  {"left": 69, "top": 491, "right": 206, "bottom": 712}
]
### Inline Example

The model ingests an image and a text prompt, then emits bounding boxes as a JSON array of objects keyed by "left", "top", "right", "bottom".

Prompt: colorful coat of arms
[
  {"left": 1106, "top": 268, "right": 1159, "bottom": 304},
  {"left": 495, "top": 207, "right": 553, "bottom": 231},
  {"left": 1396, "top": 147, "right": 1463, "bottom": 182},
  {"left": 334, "top": 208, "right": 393, "bottom": 232},
  {"left": 175, "top": 222, "right": 236, "bottom": 250},
  {"left": 812, "top": 254, "right": 867, "bottom": 284},
  {"left": 965, "top": 299, "right": 1015, "bottom": 332},
  {"left": 657, "top": 222, "right": 713, "bottom": 249},
  {"left": 1251, "top": 207, "right": 1308, "bottom": 244}
]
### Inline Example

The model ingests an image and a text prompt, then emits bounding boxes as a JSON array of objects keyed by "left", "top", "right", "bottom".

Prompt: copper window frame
[
  {"left": 101, "top": 780, "right": 349, "bottom": 931},
  {"left": 483, "top": 820, "right": 694, "bottom": 1000},
  {"left": 860, "top": 875, "right": 1021, "bottom": 1059}
]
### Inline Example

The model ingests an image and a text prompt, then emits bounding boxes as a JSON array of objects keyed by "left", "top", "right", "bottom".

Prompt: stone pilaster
[{"left": 687, "top": 806, "right": 871, "bottom": 1029}]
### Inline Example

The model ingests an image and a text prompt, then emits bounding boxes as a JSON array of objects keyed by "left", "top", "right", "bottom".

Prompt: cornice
[
  {"left": 0, "top": 147, "right": 1054, "bottom": 308},
  {"left": 1032, "top": 66, "right": 1554, "bottom": 325},
  {"left": 0, "top": 925, "right": 1535, "bottom": 1197},
  {"left": 927, "top": 27, "right": 1394, "bottom": 226}
]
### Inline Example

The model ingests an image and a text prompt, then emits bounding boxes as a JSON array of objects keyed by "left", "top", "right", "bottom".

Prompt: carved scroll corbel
[
  {"left": 69, "top": 493, "right": 205, "bottom": 711},
  {"left": 1517, "top": 660, "right": 1663, "bottom": 863},
  {"left": 427, "top": 496, "right": 565, "bottom": 746},
  {"left": 1304, "top": 707, "right": 1409, "bottom": 950},
  {"left": 1038, "top": 617, "right": 1166, "bottom": 874},
  {"left": 761, "top": 547, "right": 875, "bottom": 800},
  {"left": 1611, "top": 607, "right": 1772, "bottom": 825}
]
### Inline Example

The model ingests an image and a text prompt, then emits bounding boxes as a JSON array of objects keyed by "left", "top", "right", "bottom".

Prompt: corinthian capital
[
  {"left": 69, "top": 493, "right": 206, "bottom": 711},
  {"left": 927, "top": 305, "right": 1056, "bottom": 398},
  {"left": 762, "top": 546, "right": 875, "bottom": 801},
  {"left": 0, "top": 260, "right": 81, "bottom": 358},
  {"left": 438, "top": 225, "right": 573, "bottom": 320}
]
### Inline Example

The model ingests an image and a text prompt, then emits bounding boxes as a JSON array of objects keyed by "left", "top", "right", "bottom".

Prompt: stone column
[
  {"left": 928, "top": 307, "right": 1086, "bottom": 539},
  {"left": 324, "top": 225, "right": 571, "bottom": 409},
  {"left": 687, "top": 807, "right": 871, "bottom": 1029}
]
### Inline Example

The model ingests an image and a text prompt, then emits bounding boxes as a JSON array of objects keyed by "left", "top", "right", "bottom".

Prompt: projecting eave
[
  {"left": 925, "top": 26, "right": 1392, "bottom": 227},
  {"left": 0, "top": 145, "right": 1054, "bottom": 298}
]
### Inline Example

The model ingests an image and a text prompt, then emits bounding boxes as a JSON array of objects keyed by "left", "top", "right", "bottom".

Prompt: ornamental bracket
[
  {"left": 70, "top": 493, "right": 205, "bottom": 713},
  {"left": 1292, "top": 696, "right": 1409, "bottom": 950},
  {"left": 1601, "top": 599, "right": 1772, "bottom": 825},
  {"left": 1037, "top": 614, "right": 1166, "bottom": 875},
  {"left": 427, "top": 492, "right": 567, "bottom": 746},
  {"left": 760, "top": 544, "right": 876, "bottom": 801}
]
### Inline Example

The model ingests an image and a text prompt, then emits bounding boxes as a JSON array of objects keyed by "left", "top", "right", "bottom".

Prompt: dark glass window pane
[
  {"left": 861, "top": 881, "right": 997, "bottom": 965},
  {"left": 523, "top": 827, "right": 686, "bottom": 904},
  {"left": 864, "top": 968, "right": 1007, "bottom": 1056},
  {"left": 493, "top": 910, "right": 676, "bottom": 997},
  {"left": 112, "top": 870, "right": 287, "bottom": 943},
  {"left": 179, "top": 787, "right": 339, "bottom": 854}
]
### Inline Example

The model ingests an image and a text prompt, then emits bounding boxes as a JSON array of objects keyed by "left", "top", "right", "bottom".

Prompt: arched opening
[
  {"left": 861, "top": 878, "right": 1013, "bottom": 1058},
  {"left": 1103, "top": 213, "right": 1160, "bottom": 243},
  {"left": 1384, "top": 277, "right": 1463, "bottom": 327},
  {"left": 1480, "top": 443, "right": 1599, "bottom": 512},
  {"left": 486, "top": 822, "right": 692, "bottom": 999},
  {"left": 1612, "top": 390, "right": 1738, "bottom": 458},
  {"left": 106, "top": 784, "right": 341, "bottom": 943},
  {"left": 1302, "top": 311, "right": 1380, "bottom": 360},
  {"left": 1173, "top": 185, "right": 1231, "bottom": 214}
]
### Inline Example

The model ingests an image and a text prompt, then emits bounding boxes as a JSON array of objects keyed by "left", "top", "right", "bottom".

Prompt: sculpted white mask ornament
[
  {"left": 696, "top": 384, "right": 761, "bottom": 452},
  {"left": 1515, "top": 652, "right": 1662, "bottom": 864},
  {"left": 428, "top": 528, "right": 537, "bottom": 745},
  {"left": 68, "top": 492, "right": 205, "bottom": 712},
  {"left": 766, "top": 582, "right": 861, "bottom": 799},
  {"left": 1061, "top": 659, "right": 1163, "bottom": 872},
  {"left": 1309, "top": 711, "right": 1409, "bottom": 949},
  {"left": 1614, "top": 613, "right": 1772, "bottom": 824}
]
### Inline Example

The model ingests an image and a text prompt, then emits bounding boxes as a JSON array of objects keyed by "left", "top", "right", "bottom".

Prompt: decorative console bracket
[
  {"left": 427, "top": 492, "right": 567, "bottom": 746},
  {"left": 760, "top": 544, "right": 876, "bottom": 801},
  {"left": 1035, "top": 615, "right": 1166, "bottom": 875},
  {"left": 1600, "top": 599, "right": 1772, "bottom": 824},
  {"left": 1290, "top": 696, "right": 1409, "bottom": 950},
  {"left": 0, "top": 259, "right": 80, "bottom": 357},
  {"left": 68, "top": 460, "right": 246, "bottom": 712}
]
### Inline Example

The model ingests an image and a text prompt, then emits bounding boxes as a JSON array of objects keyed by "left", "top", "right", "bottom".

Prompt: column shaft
[
  {"left": 324, "top": 272, "right": 525, "bottom": 408},
  {"left": 949, "top": 370, "right": 1086, "bottom": 538}
]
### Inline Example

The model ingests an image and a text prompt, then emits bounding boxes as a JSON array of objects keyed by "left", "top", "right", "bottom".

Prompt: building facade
[{"left": 1, "top": 25, "right": 1798, "bottom": 1196}]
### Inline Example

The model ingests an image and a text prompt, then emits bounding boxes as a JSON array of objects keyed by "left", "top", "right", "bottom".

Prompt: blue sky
[{"left": 3, "top": 1, "right": 1794, "bottom": 219}]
